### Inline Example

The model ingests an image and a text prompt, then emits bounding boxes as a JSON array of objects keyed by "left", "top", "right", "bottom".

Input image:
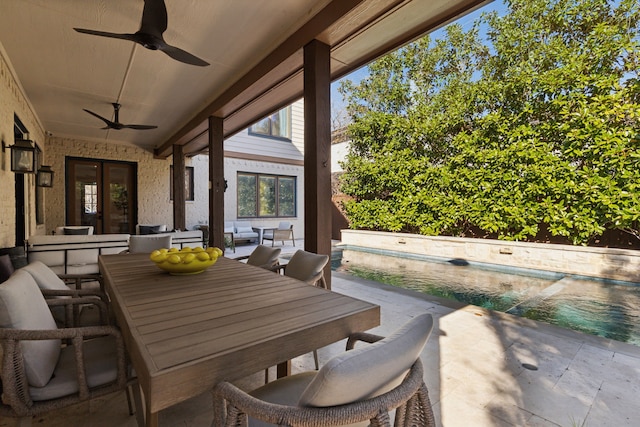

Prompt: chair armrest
[
  {"left": 232, "top": 255, "right": 250, "bottom": 261},
  {"left": 43, "top": 292, "right": 109, "bottom": 326},
  {"left": 0, "top": 324, "right": 131, "bottom": 410},
  {"left": 269, "top": 263, "right": 286, "bottom": 274},
  {"left": 346, "top": 332, "right": 385, "bottom": 350},
  {"left": 212, "top": 360, "right": 429, "bottom": 427},
  {"left": 58, "top": 273, "right": 104, "bottom": 291}
]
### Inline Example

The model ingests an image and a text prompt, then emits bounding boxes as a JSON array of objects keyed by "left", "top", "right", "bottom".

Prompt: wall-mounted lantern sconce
[
  {"left": 10, "top": 138, "right": 36, "bottom": 173},
  {"left": 37, "top": 165, "right": 54, "bottom": 187}
]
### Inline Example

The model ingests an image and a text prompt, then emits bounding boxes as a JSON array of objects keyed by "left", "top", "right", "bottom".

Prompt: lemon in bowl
[{"left": 150, "top": 246, "right": 222, "bottom": 275}]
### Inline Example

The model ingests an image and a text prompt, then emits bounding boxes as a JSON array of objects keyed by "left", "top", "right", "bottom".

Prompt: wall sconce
[
  {"left": 10, "top": 138, "right": 36, "bottom": 173},
  {"left": 37, "top": 165, "right": 54, "bottom": 187}
]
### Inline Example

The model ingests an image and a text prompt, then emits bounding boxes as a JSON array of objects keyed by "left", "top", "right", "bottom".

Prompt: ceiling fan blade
[
  {"left": 121, "top": 124, "right": 158, "bottom": 130},
  {"left": 160, "top": 44, "right": 209, "bottom": 67},
  {"left": 139, "top": 0, "right": 168, "bottom": 37},
  {"left": 83, "top": 109, "right": 116, "bottom": 128},
  {"left": 74, "top": 28, "right": 138, "bottom": 42}
]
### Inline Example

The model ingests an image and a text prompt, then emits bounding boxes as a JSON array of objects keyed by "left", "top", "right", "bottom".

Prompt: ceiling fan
[
  {"left": 74, "top": 0, "right": 209, "bottom": 67},
  {"left": 83, "top": 103, "right": 158, "bottom": 130}
]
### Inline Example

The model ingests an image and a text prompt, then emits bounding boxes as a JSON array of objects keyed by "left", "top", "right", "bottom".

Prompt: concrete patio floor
[{"left": 2, "top": 239, "right": 639, "bottom": 426}]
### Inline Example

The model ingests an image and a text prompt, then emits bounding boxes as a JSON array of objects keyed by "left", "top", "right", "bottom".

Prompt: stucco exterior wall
[
  {"left": 341, "top": 230, "right": 640, "bottom": 283},
  {"left": 0, "top": 44, "right": 45, "bottom": 246}
]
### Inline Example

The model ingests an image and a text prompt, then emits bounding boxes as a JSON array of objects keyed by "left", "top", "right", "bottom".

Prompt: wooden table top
[{"left": 99, "top": 253, "right": 380, "bottom": 421}]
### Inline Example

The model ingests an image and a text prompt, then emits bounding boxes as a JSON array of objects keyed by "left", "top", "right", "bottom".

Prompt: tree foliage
[{"left": 338, "top": 0, "right": 640, "bottom": 245}]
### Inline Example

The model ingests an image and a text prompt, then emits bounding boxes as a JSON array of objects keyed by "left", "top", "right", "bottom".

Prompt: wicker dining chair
[
  {"left": 234, "top": 245, "right": 281, "bottom": 270},
  {"left": 268, "top": 250, "right": 330, "bottom": 375},
  {"left": 0, "top": 269, "right": 139, "bottom": 426},
  {"left": 212, "top": 313, "right": 436, "bottom": 427}
]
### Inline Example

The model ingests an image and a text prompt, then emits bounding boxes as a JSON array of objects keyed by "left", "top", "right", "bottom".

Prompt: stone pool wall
[{"left": 340, "top": 230, "right": 640, "bottom": 283}]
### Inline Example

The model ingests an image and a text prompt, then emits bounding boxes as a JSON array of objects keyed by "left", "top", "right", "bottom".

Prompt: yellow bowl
[{"left": 150, "top": 248, "right": 218, "bottom": 275}]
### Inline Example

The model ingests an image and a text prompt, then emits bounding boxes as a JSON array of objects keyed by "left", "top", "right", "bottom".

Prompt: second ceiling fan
[{"left": 84, "top": 103, "right": 158, "bottom": 130}]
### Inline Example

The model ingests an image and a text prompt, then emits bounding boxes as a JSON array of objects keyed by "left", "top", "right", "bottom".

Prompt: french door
[{"left": 66, "top": 158, "right": 137, "bottom": 234}]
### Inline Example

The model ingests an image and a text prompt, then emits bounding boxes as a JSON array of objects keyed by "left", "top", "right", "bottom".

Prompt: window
[
  {"left": 237, "top": 173, "right": 296, "bottom": 218},
  {"left": 170, "top": 166, "right": 195, "bottom": 201},
  {"left": 249, "top": 106, "right": 292, "bottom": 141},
  {"left": 84, "top": 184, "right": 98, "bottom": 213}
]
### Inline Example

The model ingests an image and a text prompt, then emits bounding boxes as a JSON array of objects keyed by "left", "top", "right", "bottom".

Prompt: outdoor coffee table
[{"left": 99, "top": 253, "right": 380, "bottom": 427}]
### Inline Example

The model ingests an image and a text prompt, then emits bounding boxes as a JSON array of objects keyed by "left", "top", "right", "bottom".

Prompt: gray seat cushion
[
  {"left": 0, "top": 270, "right": 61, "bottom": 387},
  {"left": 29, "top": 336, "right": 119, "bottom": 401}
]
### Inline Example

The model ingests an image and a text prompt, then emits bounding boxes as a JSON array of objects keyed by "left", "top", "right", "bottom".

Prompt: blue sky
[{"left": 330, "top": 0, "right": 509, "bottom": 116}]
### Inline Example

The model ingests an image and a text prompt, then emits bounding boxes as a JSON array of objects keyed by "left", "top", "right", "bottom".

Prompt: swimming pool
[{"left": 333, "top": 247, "right": 640, "bottom": 346}]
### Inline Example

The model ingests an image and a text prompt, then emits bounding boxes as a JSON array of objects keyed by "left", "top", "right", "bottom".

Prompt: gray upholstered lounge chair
[
  {"left": 262, "top": 221, "right": 295, "bottom": 247},
  {"left": 212, "top": 313, "right": 436, "bottom": 427},
  {"left": 234, "top": 245, "right": 281, "bottom": 269},
  {"left": 0, "top": 270, "right": 138, "bottom": 426}
]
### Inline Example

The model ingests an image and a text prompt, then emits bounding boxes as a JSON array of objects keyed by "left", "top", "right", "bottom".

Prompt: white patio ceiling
[{"left": 0, "top": 0, "right": 489, "bottom": 158}]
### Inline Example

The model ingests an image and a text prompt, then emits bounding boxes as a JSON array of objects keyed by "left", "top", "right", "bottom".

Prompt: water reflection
[{"left": 335, "top": 249, "right": 640, "bottom": 346}]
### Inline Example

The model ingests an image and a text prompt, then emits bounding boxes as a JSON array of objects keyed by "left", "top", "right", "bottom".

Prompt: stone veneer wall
[
  {"left": 0, "top": 44, "right": 46, "bottom": 247},
  {"left": 340, "top": 230, "right": 640, "bottom": 283},
  {"left": 44, "top": 136, "right": 174, "bottom": 234}
]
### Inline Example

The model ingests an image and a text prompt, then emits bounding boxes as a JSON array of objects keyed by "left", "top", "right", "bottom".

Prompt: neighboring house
[{"left": 188, "top": 100, "right": 305, "bottom": 236}]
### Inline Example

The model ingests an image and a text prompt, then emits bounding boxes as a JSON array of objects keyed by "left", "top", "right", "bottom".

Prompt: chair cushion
[
  {"left": 63, "top": 227, "right": 90, "bottom": 235},
  {"left": 139, "top": 225, "right": 162, "bottom": 235},
  {"left": 21, "top": 261, "right": 71, "bottom": 325},
  {"left": 0, "top": 270, "right": 61, "bottom": 387},
  {"left": 284, "top": 250, "right": 328, "bottom": 284},
  {"left": 21, "top": 261, "right": 70, "bottom": 291},
  {"left": 0, "top": 254, "right": 15, "bottom": 284},
  {"left": 247, "top": 245, "right": 281, "bottom": 269},
  {"left": 29, "top": 336, "right": 119, "bottom": 401},
  {"left": 236, "top": 226, "right": 254, "bottom": 234},
  {"left": 298, "top": 313, "right": 433, "bottom": 407},
  {"left": 129, "top": 235, "right": 172, "bottom": 253}
]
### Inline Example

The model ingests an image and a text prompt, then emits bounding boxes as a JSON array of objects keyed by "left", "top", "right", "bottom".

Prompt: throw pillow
[
  {"left": 0, "top": 254, "right": 15, "bottom": 284},
  {"left": 63, "top": 227, "right": 90, "bottom": 235},
  {"left": 0, "top": 270, "right": 61, "bottom": 387},
  {"left": 139, "top": 225, "right": 162, "bottom": 235},
  {"left": 299, "top": 313, "right": 433, "bottom": 407}
]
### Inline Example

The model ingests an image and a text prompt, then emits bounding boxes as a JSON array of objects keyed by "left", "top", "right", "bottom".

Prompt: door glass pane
[
  {"left": 259, "top": 176, "right": 276, "bottom": 216},
  {"left": 278, "top": 177, "right": 295, "bottom": 216},
  {"left": 237, "top": 174, "right": 257, "bottom": 217},
  {"left": 69, "top": 162, "right": 99, "bottom": 230},
  {"left": 105, "top": 164, "right": 133, "bottom": 234}
]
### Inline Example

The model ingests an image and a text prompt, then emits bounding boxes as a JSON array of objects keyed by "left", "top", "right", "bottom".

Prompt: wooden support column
[
  {"left": 172, "top": 144, "right": 186, "bottom": 231},
  {"left": 208, "top": 116, "right": 225, "bottom": 251},
  {"left": 304, "top": 39, "right": 332, "bottom": 289}
]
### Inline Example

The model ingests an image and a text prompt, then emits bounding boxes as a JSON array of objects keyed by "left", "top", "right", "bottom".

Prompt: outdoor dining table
[{"left": 99, "top": 252, "right": 380, "bottom": 427}]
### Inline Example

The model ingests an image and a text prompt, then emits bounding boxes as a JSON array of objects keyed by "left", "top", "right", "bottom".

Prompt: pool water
[{"left": 333, "top": 248, "right": 640, "bottom": 346}]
